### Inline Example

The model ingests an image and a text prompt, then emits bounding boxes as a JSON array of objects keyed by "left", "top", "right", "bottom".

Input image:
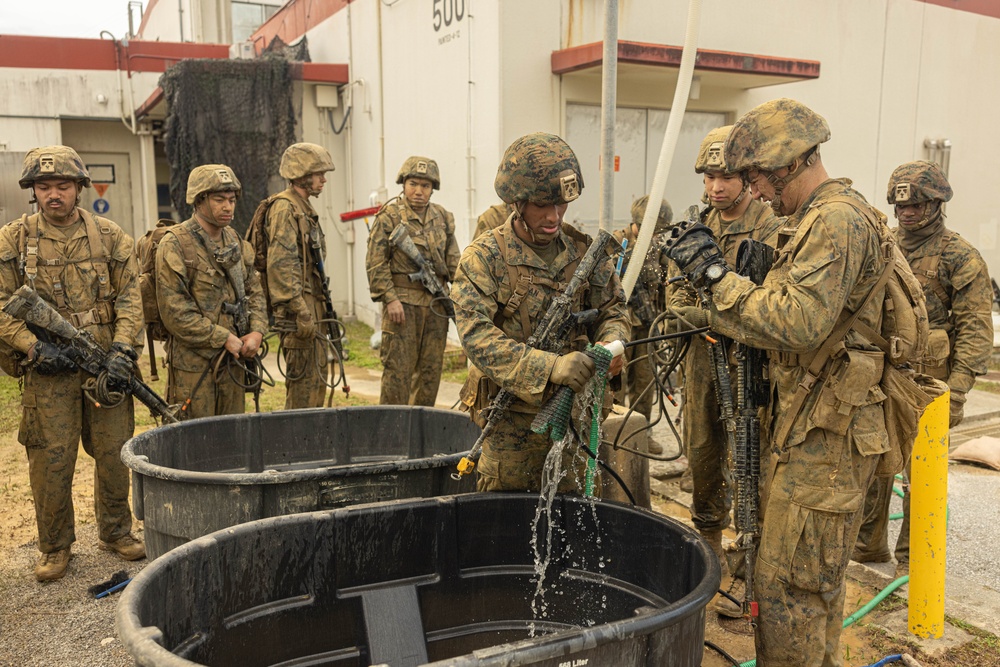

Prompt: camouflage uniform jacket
[
  {"left": 452, "top": 221, "right": 630, "bottom": 411},
  {"left": 366, "top": 198, "right": 460, "bottom": 307},
  {"left": 473, "top": 204, "right": 510, "bottom": 240},
  {"left": 611, "top": 225, "right": 669, "bottom": 327},
  {"left": 893, "top": 224, "right": 993, "bottom": 394},
  {"left": 0, "top": 209, "right": 143, "bottom": 354},
  {"left": 264, "top": 188, "right": 327, "bottom": 320},
  {"left": 708, "top": 179, "right": 890, "bottom": 449},
  {"left": 155, "top": 219, "right": 267, "bottom": 372},
  {"left": 668, "top": 199, "right": 783, "bottom": 309}
]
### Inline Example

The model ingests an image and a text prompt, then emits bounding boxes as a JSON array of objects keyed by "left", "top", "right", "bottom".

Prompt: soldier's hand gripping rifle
[
  {"left": 306, "top": 226, "right": 350, "bottom": 399},
  {"left": 3, "top": 285, "right": 179, "bottom": 424},
  {"left": 730, "top": 239, "right": 774, "bottom": 621},
  {"left": 389, "top": 224, "right": 456, "bottom": 321},
  {"left": 453, "top": 230, "right": 617, "bottom": 480}
]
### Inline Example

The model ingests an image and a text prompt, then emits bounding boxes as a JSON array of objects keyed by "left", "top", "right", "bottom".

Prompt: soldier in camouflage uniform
[
  {"left": 0, "top": 146, "right": 145, "bottom": 581},
  {"left": 855, "top": 161, "right": 993, "bottom": 575},
  {"left": 667, "top": 125, "right": 783, "bottom": 616},
  {"left": 612, "top": 195, "right": 672, "bottom": 425},
  {"left": 453, "top": 132, "right": 630, "bottom": 493},
  {"left": 156, "top": 165, "right": 267, "bottom": 420},
  {"left": 366, "top": 157, "right": 460, "bottom": 406},
  {"left": 264, "top": 143, "right": 336, "bottom": 409},
  {"left": 473, "top": 203, "right": 511, "bottom": 239},
  {"left": 665, "top": 100, "right": 897, "bottom": 666}
]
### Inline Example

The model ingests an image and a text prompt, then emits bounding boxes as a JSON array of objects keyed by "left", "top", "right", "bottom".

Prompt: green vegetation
[{"left": 975, "top": 380, "right": 1000, "bottom": 396}]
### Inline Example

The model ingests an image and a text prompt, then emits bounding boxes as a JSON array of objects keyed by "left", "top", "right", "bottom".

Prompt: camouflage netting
[{"left": 161, "top": 52, "right": 299, "bottom": 235}]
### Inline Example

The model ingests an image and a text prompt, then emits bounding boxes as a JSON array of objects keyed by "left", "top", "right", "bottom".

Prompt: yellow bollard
[{"left": 908, "top": 389, "right": 949, "bottom": 639}]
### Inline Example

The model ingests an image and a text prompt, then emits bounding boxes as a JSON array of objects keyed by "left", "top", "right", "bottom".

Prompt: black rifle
[
  {"left": 453, "top": 230, "right": 616, "bottom": 479},
  {"left": 307, "top": 227, "right": 350, "bottom": 398},
  {"left": 731, "top": 238, "right": 775, "bottom": 620},
  {"left": 389, "top": 224, "right": 456, "bottom": 321},
  {"left": 3, "top": 285, "right": 179, "bottom": 423}
]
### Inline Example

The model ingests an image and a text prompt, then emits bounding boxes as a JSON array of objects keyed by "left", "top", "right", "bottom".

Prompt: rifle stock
[{"left": 2, "top": 285, "right": 179, "bottom": 423}]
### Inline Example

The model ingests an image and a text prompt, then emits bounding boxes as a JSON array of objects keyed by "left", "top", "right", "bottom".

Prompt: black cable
[
  {"left": 577, "top": 441, "right": 636, "bottom": 505},
  {"left": 704, "top": 639, "right": 742, "bottom": 667},
  {"left": 717, "top": 587, "right": 741, "bottom": 607}
]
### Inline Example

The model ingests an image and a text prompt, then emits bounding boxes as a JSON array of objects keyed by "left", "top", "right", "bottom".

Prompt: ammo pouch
[
  {"left": 876, "top": 366, "right": 948, "bottom": 477},
  {"left": 917, "top": 328, "right": 951, "bottom": 382},
  {"left": 807, "top": 348, "right": 886, "bottom": 439}
]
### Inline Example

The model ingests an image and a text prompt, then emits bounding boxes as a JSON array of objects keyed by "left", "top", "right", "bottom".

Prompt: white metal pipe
[
  {"left": 597, "top": 0, "right": 619, "bottom": 234},
  {"left": 621, "top": 0, "right": 702, "bottom": 299}
]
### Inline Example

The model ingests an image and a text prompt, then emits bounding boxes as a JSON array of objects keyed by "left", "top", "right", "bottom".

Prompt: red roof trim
[
  {"left": 135, "top": 87, "right": 165, "bottom": 120},
  {"left": 0, "top": 35, "right": 229, "bottom": 73},
  {"left": 290, "top": 62, "right": 350, "bottom": 85},
  {"left": 915, "top": 0, "right": 1000, "bottom": 20},
  {"left": 552, "top": 41, "right": 821, "bottom": 79},
  {"left": 251, "top": 0, "right": 354, "bottom": 53}
]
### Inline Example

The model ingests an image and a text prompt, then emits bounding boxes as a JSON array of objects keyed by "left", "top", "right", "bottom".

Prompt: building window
[{"left": 232, "top": 1, "right": 280, "bottom": 43}]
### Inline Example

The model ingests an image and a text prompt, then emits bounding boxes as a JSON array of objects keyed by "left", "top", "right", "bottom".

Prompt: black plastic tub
[
  {"left": 117, "top": 493, "right": 719, "bottom": 667},
  {"left": 123, "top": 407, "right": 480, "bottom": 559}
]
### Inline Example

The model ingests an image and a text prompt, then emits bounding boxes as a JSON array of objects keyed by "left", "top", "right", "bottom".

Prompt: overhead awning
[{"left": 552, "top": 40, "right": 820, "bottom": 89}]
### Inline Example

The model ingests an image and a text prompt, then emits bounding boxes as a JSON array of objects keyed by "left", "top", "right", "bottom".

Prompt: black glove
[
  {"left": 29, "top": 341, "right": 75, "bottom": 376},
  {"left": 105, "top": 342, "right": 137, "bottom": 384},
  {"left": 663, "top": 220, "right": 729, "bottom": 288}
]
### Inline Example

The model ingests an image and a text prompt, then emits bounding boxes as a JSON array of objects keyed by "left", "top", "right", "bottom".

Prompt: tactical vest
[{"left": 907, "top": 229, "right": 956, "bottom": 312}]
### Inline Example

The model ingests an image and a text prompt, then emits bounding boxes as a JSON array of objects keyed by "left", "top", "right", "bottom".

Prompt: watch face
[{"left": 706, "top": 264, "right": 725, "bottom": 280}]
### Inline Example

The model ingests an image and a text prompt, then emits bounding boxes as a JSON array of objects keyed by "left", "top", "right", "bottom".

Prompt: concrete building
[{"left": 2, "top": 0, "right": 998, "bottom": 330}]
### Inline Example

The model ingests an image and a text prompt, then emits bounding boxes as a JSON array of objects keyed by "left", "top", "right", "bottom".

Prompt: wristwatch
[{"left": 705, "top": 263, "right": 728, "bottom": 284}]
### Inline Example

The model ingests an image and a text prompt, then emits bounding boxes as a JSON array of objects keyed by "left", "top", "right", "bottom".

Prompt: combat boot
[
  {"left": 713, "top": 575, "right": 745, "bottom": 619},
  {"left": 99, "top": 533, "right": 146, "bottom": 561},
  {"left": 34, "top": 548, "right": 71, "bottom": 582},
  {"left": 679, "top": 467, "right": 693, "bottom": 493},
  {"left": 647, "top": 437, "right": 664, "bottom": 456}
]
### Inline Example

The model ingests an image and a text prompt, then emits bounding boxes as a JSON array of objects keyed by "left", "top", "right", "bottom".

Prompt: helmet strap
[
  {"left": 714, "top": 183, "right": 747, "bottom": 212},
  {"left": 512, "top": 204, "right": 538, "bottom": 244}
]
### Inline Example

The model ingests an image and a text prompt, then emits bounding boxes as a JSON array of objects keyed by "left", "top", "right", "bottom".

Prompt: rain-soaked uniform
[
  {"left": 856, "top": 217, "right": 993, "bottom": 563},
  {"left": 707, "top": 180, "right": 891, "bottom": 667},
  {"left": 0, "top": 209, "right": 143, "bottom": 554},
  {"left": 452, "top": 221, "right": 630, "bottom": 493},
  {"left": 265, "top": 188, "right": 330, "bottom": 408},
  {"left": 668, "top": 198, "right": 782, "bottom": 535},
  {"left": 366, "top": 197, "right": 460, "bottom": 406},
  {"left": 156, "top": 219, "right": 267, "bottom": 420}
]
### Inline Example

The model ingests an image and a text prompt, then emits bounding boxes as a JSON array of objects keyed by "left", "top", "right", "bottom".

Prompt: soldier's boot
[
  {"left": 679, "top": 466, "right": 693, "bottom": 493},
  {"left": 99, "top": 534, "right": 146, "bottom": 561},
  {"left": 700, "top": 529, "right": 742, "bottom": 617},
  {"left": 34, "top": 548, "right": 71, "bottom": 582},
  {"left": 647, "top": 437, "right": 664, "bottom": 456},
  {"left": 714, "top": 575, "right": 746, "bottom": 619}
]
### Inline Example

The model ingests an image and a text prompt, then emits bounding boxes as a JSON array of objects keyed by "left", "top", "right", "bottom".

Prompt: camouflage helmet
[
  {"left": 630, "top": 195, "right": 673, "bottom": 234},
  {"left": 19, "top": 145, "right": 91, "bottom": 189},
  {"left": 494, "top": 132, "right": 584, "bottom": 206},
  {"left": 724, "top": 98, "right": 831, "bottom": 173},
  {"left": 396, "top": 156, "right": 440, "bottom": 190},
  {"left": 886, "top": 161, "right": 953, "bottom": 205},
  {"left": 185, "top": 164, "right": 242, "bottom": 204},
  {"left": 279, "top": 142, "right": 335, "bottom": 180},
  {"left": 694, "top": 126, "right": 735, "bottom": 174}
]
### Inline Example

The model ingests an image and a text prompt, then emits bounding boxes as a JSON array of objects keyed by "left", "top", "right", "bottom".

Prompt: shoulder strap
[
  {"left": 169, "top": 225, "right": 200, "bottom": 282},
  {"left": 490, "top": 227, "right": 532, "bottom": 334},
  {"left": 80, "top": 211, "right": 112, "bottom": 301}
]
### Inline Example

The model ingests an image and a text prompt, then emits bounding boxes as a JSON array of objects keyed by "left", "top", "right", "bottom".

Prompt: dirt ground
[{"left": 1, "top": 361, "right": 998, "bottom": 666}]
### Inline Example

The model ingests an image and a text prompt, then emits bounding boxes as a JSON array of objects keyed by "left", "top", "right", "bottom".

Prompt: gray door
[{"left": 78, "top": 152, "right": 134, "bottom": 238}]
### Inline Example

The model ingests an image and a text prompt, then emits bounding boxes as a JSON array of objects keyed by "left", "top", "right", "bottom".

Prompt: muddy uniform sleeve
[
  {"left": 943, "top": 243, "right": 994, "bottom": 393},
  {"left": 451, "top": 241, "right": 560, "bottom": 407},
  {"left": 590, "top": 255, "right": 631, "bottom": 345},
  {"left": 366, "top": 209, "right": 398, "bottom": 304},
  {"left": 0, "top": 224, "right": 35, "bottom": 353},
  {"left": 155, "top": 233, "right": 232, "bottom": 350},
  {"left": 242, "top": 239, "right": 269, "bottom": 334},
  {"left": 265, "top": 199, "right": 309, "bottom": 316},
  {"left": 108, "top": 227, "right": 144, "bottom": 349},
  {"left": 709, "top": 207, "right": 873, "bottom": 352}
]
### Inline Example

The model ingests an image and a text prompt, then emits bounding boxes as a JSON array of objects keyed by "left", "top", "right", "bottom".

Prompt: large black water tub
[
  {"left": 117, "top": 493, "right": 719, "bottom": 667},
  {"left": 123, "top": 407, "right": 480, "bottom": 559}
]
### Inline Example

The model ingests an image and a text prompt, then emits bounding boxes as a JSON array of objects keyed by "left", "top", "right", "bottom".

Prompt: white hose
[
  {"left": 621, "top": 0, "right": 702, "bottom": 299},
  {"left": 597, "top": 0, "right": 619, "bottom": 233}
]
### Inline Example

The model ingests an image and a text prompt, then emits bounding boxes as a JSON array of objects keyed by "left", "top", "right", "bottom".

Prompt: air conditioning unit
[{"left": 229, "top": 42, "right": 255, "bottom": 60}]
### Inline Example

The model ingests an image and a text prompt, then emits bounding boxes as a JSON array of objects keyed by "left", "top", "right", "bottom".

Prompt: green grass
[
  {"left": 0, "top": 374, "right": 23, "bottom": 434},
  {"left": 343, "top": 318, "right": 469, "bottom": 385},
  {"left": 975, "top": 380, "right": 1000, "bottom": 396}
]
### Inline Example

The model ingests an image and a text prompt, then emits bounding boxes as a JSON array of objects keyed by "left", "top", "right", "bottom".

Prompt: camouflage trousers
[
  {"left": 855, "top": 468, "right": 911, "bottom": 564},
  {"left": 621, "top": 323, "right": 655, "bottom": 421},
  {"left": 682, "top": 338, "right": 731, "bottom": 533},
  {"left": 379, "top": 302, "right": 449, "bottom": 406},
  {"left": 476, "top": 411, "right": 596, "bottom": 495},
  {"left": 167, "top": 359, "right": 245, "bottom": 420},
  {"left": 754, "top": 411, "right": 881, "bottom": 667},
  {"left": 19, "top": 369, "right": 135, "bottom": 553},
  {"left": 281, "top": 334, "right": 330, "bottom": 409}
]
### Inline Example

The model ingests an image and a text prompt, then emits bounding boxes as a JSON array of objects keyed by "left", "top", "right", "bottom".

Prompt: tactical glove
[
  {"left": 664, "top": 306, "right": 709, "bottom": 333},
  {"left": 663, "top": 220, "right": 728, "bottom": 288},
  {"left": 28, "top": 341, "right": 75, "bottom": 376},
  {"left": 106, "top": 342, "right": 138, "bottom": 384},
  {"left": 550, "top": 351, "right": 596, "bottom": 393},
  {"left": 949, "top": 390, "right": 966, "bottom": 428}
]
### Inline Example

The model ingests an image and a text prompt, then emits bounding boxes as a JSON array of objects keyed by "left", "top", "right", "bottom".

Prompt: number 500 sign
[{"left": 432, "top": 0, "right": 465, "bottom": 31}]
